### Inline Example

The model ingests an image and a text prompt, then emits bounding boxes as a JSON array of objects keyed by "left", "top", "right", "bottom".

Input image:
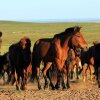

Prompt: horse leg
[
  {"left": 88, "top": 65, "right": 92, "bottom": 81},
  {"left": 55, "top": 70, "right": 61, "bottom": 89},
  {"left": 6, "top": 71, "right": 10, "bottom": 84},
  {"left": 48, "top": 65, "right": 57, "bottom": 90},
  {"left": 55, "top": 69, "right": 66, "bottom": 90},
  {"left": 36, "top": 67, "right": 41, "bottom": 90},
  {"left": 61, "top": 70, "right": 66, "bottom": 90},
  {"left": 43, "top": 62, "right": 52, "bottom": 89},
  {"left": 66, "top": 62, "right": 71, "bottom": 89},
  {"left": 76, "top": 65, "right": 79, "bottom": 79},
  {"left": 83, "top": 64, "right": 87, "bottom": 82},
  {"left": 97, "top": 66, "right": 100, "bottom": 88},
  {"left": 48, "top": 71, "right": 55, "bottom": 90},
  {"left": 49, "top": 80, "right": 55, "bottom": 90},
  {"left": 44, "top": 75, "right": 48, "bottom": 89},
  {"left": 21, "top": 69, "right": 28, "bottom": 90},
  {"left": 15, "top": 71, "right": 20, "bottom": 90},
  {"left": 2, "top": 71, "right": 6, "bottom": 85},
  {"left": 66, "top": 69, "right": 70, "bottom": 89},
  {"left": 21, "top": 71, "right": 25, "bottom": 90}
]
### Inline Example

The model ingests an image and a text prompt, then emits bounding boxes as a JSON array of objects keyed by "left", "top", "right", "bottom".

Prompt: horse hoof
[
  {"left": 38, "top": 86, "right": 42, "bottom": 90},
  {"left": 66, "top": 84, "right": 70, "bottom": 89},
  {"left": 44, "top": 82, "right": 48, "bottom": 89},
  {"left": 49, "top": 83, "right": 55, "bottom": 90},
  {"left": 67, "top": 86, "right": 70, "bottom": 89},
  {"left": 51, "top": 86, "right": 55, "bottom": 90},
  {"left": 22, "top": 87, "right": 26, "bottom": 90},
  {"left": 20, "top": 85, "right": 27, "bottom": 90},
  {"left": 52, "top": 87, "right": 55, "bottom": 90},
  {"left": 16, "top": 86, "right": 20, "bottom": 90},
  {"left": 55, "top": 84, "right": 60, "bottom": 90},
  {"left": 44, "top": 85, "right": 48, "bottom": 90},
  {"left": 98, "top": 84, "right": 100, "bottom": 88},
  {"left": 62, "top": 86, "right": 66, "bottom": 90}
]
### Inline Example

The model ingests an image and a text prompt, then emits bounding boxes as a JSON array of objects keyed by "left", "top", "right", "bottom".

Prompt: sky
[{"left": 0, "top": 0, "right": 100, "bottom": 21}]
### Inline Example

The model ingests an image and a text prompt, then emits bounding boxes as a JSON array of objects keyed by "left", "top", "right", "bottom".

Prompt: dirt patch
[{"left": 0, "top": 80, "right": 100, "bottom": 100}]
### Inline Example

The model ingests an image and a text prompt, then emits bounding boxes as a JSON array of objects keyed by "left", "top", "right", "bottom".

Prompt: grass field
[{"left": 0, "top": 21, "right": 100, "bottom": 54}]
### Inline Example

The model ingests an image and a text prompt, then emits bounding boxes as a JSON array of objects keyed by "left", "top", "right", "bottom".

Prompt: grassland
[{"left": 0, "top": 21, "right": 100, "bottom": 54}]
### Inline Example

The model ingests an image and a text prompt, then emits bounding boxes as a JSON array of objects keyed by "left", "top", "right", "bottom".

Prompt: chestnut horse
[{"left": 32, "top": 26, "right": 88, "bottom": 90}]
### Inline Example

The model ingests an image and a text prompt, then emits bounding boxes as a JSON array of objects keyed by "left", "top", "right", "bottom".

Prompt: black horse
[
  {"left": 93, "top": 43, "right": 100, "bottom": 87},
  {"left": 9, "top": 37, "right": 31, "bottom": 90}
]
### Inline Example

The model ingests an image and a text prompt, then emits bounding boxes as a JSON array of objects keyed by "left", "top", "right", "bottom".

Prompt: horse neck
[{"left": 62, "top": 37, "right": 70, "bottom": 49}]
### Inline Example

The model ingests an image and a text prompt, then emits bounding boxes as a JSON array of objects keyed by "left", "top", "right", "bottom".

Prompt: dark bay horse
[
  {"left": 79, "top": 43, "right": 100, "bottom": 88},
  {"left": 79, "top": 46, "right": 95, "bottom": 82},
  {"left": 9, "top": 37, "right": 31, "bottom": 90},
  {"left": 32, "top": 38, "right": 53, "bottom": 89},
  {"left": 32, "top": 26, "right": 88, "bottom": 90}
]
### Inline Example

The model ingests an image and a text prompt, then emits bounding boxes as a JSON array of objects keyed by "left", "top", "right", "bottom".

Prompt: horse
[
  {"left": 93, "top": 43, "right": 100, "bottom": 87},
  {"left": 32, "top": 26, "right": 88, "bottom": 90},
  {"left": 79, "top": 45, "right": 95, "bottom": 82},
  {"left": 80, "top": 43, "right": 100, "bottom": 87},
  {"left": 9, "top": 37, "right": 31, "bottom": 90},
  {"left": 0, "top": 52, "right": 9, "bottom": 84},
  {"left": 66, "top": 49, "right": 82, "bottom": 80},
  {"left": 32, "top": 38, "right": 53, "bottom": 89}
]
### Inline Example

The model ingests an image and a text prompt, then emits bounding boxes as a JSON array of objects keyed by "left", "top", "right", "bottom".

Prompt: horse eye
[
  {"left": 75, "top": 34, "right": 80, "bottom": 38},
  {"left": 77, "top": 35, "right": 80, "bottom": 37}
]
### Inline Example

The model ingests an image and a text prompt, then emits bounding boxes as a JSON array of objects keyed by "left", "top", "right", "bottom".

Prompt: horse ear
[{"left": 74, "top": 26, "right": 82, "bottom": 32}]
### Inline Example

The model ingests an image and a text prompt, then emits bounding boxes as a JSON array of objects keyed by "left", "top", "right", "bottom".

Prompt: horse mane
[
  {"left": 53, "top": 26, "right": 81, "bottom": 46},
  {"left": 53, "top": 26, "right": 81, "bottom": 38}
]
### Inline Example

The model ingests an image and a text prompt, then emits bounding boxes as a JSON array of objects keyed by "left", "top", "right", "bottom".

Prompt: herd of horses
[{"left": 0, "top": 26, "right": 100, "bottom": 91}]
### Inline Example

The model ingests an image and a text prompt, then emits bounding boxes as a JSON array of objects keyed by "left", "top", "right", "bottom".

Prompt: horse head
[
  {"left": 20, "top": 37, "right": 31, "bottom": 67},
  {"left": 20, "top": 36, "right": 31, "bottom": 49},
  {"left": 68, "top": 26, "right": 88, "bottom": 50}
]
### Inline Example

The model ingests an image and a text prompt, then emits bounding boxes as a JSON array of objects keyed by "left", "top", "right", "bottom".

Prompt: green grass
[{"left": 0, "top": 21, "right": 100, "bottom": 54}]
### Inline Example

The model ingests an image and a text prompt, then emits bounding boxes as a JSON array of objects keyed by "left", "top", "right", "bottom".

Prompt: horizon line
[{"left": 0, "top": 18, "right": 100, "bottom": 23}]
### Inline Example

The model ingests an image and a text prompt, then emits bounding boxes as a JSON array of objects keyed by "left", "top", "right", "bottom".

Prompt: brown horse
[{"left": 32, "top": 26, "right": 88, "bottom": 90}]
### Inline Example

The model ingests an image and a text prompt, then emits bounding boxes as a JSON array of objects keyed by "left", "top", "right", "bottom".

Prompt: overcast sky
[{"left": 0, "top": 0, "right": 100, "bottom": 21}]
